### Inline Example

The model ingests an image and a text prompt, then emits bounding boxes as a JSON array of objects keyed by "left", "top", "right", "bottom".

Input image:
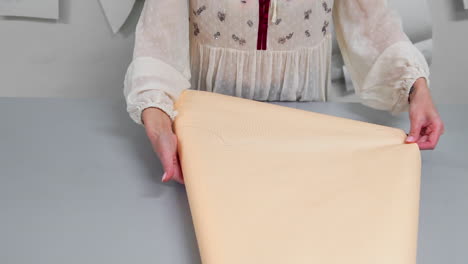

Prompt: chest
[
  {"left": 190, "top": 0, "right": 333, "bottom": 15},
  {"left": 189, "top": 0, "right": 334, "bottom": 50}
]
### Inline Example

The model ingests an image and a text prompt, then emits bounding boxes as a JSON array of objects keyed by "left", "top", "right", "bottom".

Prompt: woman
[{"left": 124, "top": 0, "right": 444, "bottom": 184}]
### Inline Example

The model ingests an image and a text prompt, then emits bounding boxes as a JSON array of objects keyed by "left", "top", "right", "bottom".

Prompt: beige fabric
[
  {"left": 174, "top": 90, "right": 421, "bottom": 264},
  {"left": 124, "top": 0, "right": 429, "bottom": 125}
]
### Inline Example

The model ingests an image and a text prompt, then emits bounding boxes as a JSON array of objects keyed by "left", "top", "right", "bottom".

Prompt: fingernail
[
  {"left": 161, "top": 172, "right": 168, "bottom": 182},
  {"left": 406, "top": 136, "right": 415, "bottom": 142}
]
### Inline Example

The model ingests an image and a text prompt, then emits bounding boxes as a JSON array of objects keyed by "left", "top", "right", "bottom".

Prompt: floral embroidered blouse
[{"left": 124, "top": 0, "right": 429, "bottom": 124}]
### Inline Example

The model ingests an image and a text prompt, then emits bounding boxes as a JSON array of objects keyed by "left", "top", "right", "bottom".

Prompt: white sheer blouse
[{"left": 124, "top": 0, "right": 429, "bottom": 125}]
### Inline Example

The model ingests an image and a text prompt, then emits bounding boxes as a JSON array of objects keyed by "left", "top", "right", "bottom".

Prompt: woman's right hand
[{"left": 142, "top": 107, "right": 184, "bottom": 184}]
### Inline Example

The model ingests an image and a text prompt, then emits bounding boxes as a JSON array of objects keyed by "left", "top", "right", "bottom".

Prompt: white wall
[
  {"left": 0, "top": 0, "right": 467, "bottom": 103},
  {"left": 427, "top": 0, "right": 468, "bottom": 103},
  {"left": 0, "top": 0, "right": 142, "bottom": 99}
]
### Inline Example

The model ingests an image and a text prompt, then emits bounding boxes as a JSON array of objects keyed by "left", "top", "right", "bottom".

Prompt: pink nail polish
[{"left": 161, "top": 172, "right": 168, "bottom": 182}]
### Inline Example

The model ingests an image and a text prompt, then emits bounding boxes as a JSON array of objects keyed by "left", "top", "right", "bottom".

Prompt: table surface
[{"left": 1, "top": 97, "right": 467, "bottom": 264}]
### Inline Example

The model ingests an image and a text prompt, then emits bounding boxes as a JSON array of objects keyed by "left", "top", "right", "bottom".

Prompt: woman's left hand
[{"left": 405, "top": 78, "right": 444, "bottom": 150}]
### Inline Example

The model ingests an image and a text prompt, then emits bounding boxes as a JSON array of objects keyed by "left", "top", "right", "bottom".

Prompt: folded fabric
[{"left": 174, "top": 90, "right": 421, "bottom": 264}]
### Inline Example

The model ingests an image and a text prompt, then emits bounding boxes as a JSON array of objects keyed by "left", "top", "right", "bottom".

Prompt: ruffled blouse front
[{"left": 124, "top": 0, "right": 429, "bottom": 124}]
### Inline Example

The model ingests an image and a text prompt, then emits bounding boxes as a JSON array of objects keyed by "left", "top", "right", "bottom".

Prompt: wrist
[
  {"left": 142, "top": 107, "right": 173, "bottom": 129},
  {"left": 409, "top": 77, "right": 429, "bottom": 104}
]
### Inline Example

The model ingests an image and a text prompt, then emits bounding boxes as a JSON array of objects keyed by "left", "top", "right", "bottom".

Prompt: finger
[
  {"left": 416, "top": 128, "right": 429, "bottom": 149},
  {"left": 419, "top": 123, "right": 443, "bottom": 150},
  {"left": 418, "top": 141, "right": 434, "bottom": 150},
  {"left": 418, "top": 135, "right": 429, "bottom": 143},
  {"left": 171, "top": 157, "right": 184, "bottom": 184},
  {"left": 406, "top": 119, "right": 423, "bottom": 143},
  {"left": 429, "top": 122, "right": 443, "bottom": 148},
  {"left": 160, "top": 154, "right": 176, "bottom": 182},
  {"left": 149, "top": 134, "right": 177, "bottom": 182},
  {"left": 170, "top": 135, "right": 185, "bottom": 184}
]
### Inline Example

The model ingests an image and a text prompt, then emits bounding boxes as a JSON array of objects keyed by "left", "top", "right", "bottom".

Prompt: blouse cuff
[
  {"left": 391, "top": 73, "right": 428, "bottom": 115},
  {"left": 360, "top": 41, "right": 430, "bottom": 115},
  {"left": 127, "top": 89, "right": 178, "bottom": 125},
  {"left": 124, "top": 56, "right": 191, "bottom": 125}
]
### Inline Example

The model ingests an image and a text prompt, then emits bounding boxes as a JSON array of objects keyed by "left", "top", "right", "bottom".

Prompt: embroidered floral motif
[
  {"left": 322, "top": 20, "right": 329, "bottom": 36},
  {"left": 304, "top": 9, "right": 312, "bottom": 20},
  {"left": 274, "top": 18, "right": 282, "bottom": 25},
  {"left": 232, "top": 34, "right": 246, "bottom": 45},
  {"left": 193, "top": 22, "right": 200, "bottom": 36},
  {"left": 305, "top": 30, "right": 311, "bottom": 37},
  {"left": 247, "top": 20, "right": 254, "bottom": 27},
  {"left": 322, "top": 2, "right": 332, "bottom": 13},
  {"left": 213, "top": 31, "right": 221, "bottom": 39},
  {"left": 278, "top": 32, "right": 294, "bottom": 44},
  {"left": 193, "top": 5, "right": 206, "bottom": 16},
  {"left": 217, "top": 11, "right": 226, "bottom": 21}
]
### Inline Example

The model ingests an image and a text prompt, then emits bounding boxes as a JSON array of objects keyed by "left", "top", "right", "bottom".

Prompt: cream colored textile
[
  {"left": 174, "top": 90, "right": 421, "bottom": 264},
  {"left": 124, "top": 0, "right": 429, "bottom": 125}
]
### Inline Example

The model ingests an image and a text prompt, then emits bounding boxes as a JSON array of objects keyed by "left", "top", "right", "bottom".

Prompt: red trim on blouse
[{"left": 257, "top": 0, "right": 271, "bottom": 50}]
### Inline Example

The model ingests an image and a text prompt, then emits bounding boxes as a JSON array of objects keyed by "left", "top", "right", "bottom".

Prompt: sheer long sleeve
[
  {"left": 333, "top": 0, "right": 430, "bottom": 114},
  {"left": 124, "top": 0, "right": 191, "bottom": 125}
]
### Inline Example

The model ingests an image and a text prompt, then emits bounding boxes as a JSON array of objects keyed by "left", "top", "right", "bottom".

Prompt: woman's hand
[
  {"left": 142, "top": 107, "right": 184, "bottom": 184},
  {"left": 405, "top": 78, "right": 444, "bottom": 150}
]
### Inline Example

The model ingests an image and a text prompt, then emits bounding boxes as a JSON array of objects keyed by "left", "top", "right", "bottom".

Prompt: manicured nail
[
  {"left": 406, "top": 136, "right": 415, "bottom": 142},
  {"left": 161, "top": 172, "right": 168, "bottom": 182}
]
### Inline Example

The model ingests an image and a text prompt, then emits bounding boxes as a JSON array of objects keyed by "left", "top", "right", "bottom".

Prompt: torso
[{"left": 188, "top": 0, "right": 335, "bottom": 101}]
